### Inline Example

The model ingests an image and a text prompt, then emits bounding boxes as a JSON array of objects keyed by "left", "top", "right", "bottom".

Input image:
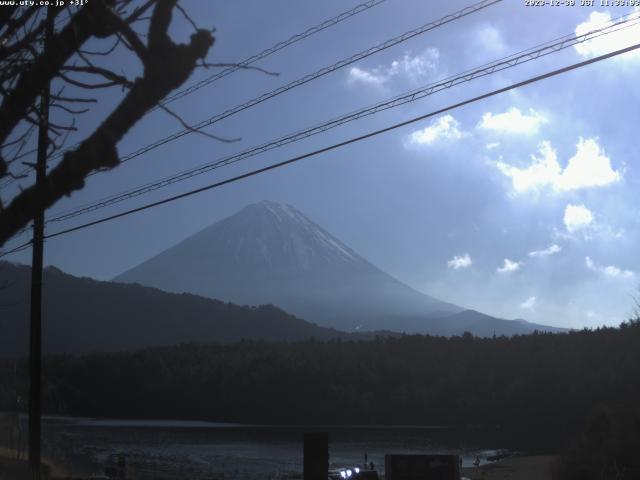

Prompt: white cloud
[
  {"left": 496, "top": 138, "right": 621, "bottom": 194},
  {"left": 554, "top": 221, "right": 623, "bottom": 242},
  {"left": 585, "top": 256, "right": 595, "bottom": 269},
  {"left": 574, "top": 9, "right": 640, "bottom": 60},
  {"left": 392, "top": 49, "right": 440, "bottom": 82},
  {"left": 497, "top": 258, "right": 522, "bottom": 273},
  {"left": 520, "top": 296, "right": 537, "bottom": 310},
  {"left": 564, "top": 204, "right": 594, "bottom": 233},
  {"left": 496, "top": 141, "right": 559, "bottom": 193},
  {"left": 478, "top": 107, "right": 547, "bottom": 135},
  {"left": 529, "top": 244, "right": 562, "bottom": 258},
  {"left": 477, "top": 25, "right": 506, "bottom": 55},
  {"left": 486, "top": 142, "right": 500, "bottom": 150},
  {"left": 557, "top": 138, "right": 621, "bottom": 190},
  {"left": 448, "top": 253, "right": 472, "bottom": 270},
  {"left": 348, "top": 67, "right": 387, "bottom": 86},
  {"left": 348, "top": 49, "right": 439, "bottom": 86},
  {"left": 585, "top": 256, "right": 634, "bottom": 279},
  {"left": 603, "top": 265, "right": 634, "bottom": 279},
  {"left": 408, "top": 115, "right": 464, "bottom": 146}
]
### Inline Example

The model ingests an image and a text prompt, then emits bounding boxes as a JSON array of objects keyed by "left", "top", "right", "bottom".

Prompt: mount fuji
[{"left": 115, "top": 201, "right": 562, "bottom": 335}]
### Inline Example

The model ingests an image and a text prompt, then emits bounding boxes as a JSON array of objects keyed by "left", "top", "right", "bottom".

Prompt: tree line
[
  {"left": 3, "top": 322, "right": 640, "bottom": 477},
  {"left": 1, "top": 322, "right": 639, "bottom": 435}
]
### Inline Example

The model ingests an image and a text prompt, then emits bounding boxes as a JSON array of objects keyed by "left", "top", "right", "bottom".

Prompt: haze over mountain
[
  {"left": 0, "top": 199, "right": 565, "bottom": 356},
  {"left": 115, "top": 201, "right": 563, "bottom": 335},
  {"left": 0, "top": 202, "right": 564, "bottom": 356},
  {"left": 0, "top": 261, "right": 351, "bottom": 356}
]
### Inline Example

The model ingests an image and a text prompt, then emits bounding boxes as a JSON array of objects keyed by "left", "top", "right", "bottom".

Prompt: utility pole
[{"left": 29, "top": 7, "right": 54, "bottom": 480}]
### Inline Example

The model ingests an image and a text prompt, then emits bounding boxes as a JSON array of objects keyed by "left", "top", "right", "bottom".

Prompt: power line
[
  {"left": 0, "top": 0, "right": 388, "bottom": 190},
  {"left": 157, "top": 0, "right": 389, "bottom": 107},
  {"left": 0, "top": 239, "right": 33, "bottom": 258},
  {"left": 44, "top": 13, "right": 640, "bottom": 225},
  {"left": 1, "top": 40, "right": 636, "bottom": 258},
  {"left": 91, "top": 0, "right": 502, "bottom": 171},
  {"left": 34, "top": 41, "right": 640, "bottom": 244},
  {"left": 3, "top": 0, "right": 506, "bottom": 239},
  {"left": 2, "top": 0, "right": 501, "bottom": 191}
]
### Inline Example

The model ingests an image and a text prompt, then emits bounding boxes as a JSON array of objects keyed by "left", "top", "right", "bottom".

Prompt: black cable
[
  {"left": 110, "top": 0, "right": 501, "bottom": 169},
  {"left": 0, "top": 239, "right": 33, "bottom": 258},
  {"left": 158, "top": 0, "right": 389, "bottom": 107},
  {"left": 44, "top": 13, "right": 640, "bottom": 224},
  {"left": 0, "top": 0, "right": 389, "bottom": 189},
  {"left": 5, "top": 0, "right": 502, "bottom": 201},
  {"left": 40, "top": 42, "right": 640, "bottom": 242}
]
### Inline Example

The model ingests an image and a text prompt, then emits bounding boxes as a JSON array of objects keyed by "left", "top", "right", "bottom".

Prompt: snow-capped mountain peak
[{"left": 115, "top": 201, "right": 462, "bottom": 330}]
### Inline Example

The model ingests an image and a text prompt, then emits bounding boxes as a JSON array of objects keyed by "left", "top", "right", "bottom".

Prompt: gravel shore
[{"left": 462, "top": 455, "right": 558, "bottom": 480}]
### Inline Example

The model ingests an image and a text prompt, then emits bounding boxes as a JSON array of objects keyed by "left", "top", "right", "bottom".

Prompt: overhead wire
[
  {"left": 10, "top": 0, "right": 500, "bottom": 186},
  {"left": 0, "top": 0, "right": 389, "bottom": 190},
  {"left": 105, "top": 0, "right": 502, "bottom": 170},
  {"left": 27, "top": 41, "right": 639, "bottom": 246},
  {"left": 157, "top": 0, "right": 389, "bottom": 107},
  {"left": 43, "top": 12, "right": 640, "bottom": 225},
  {"left": 2, "top": 41, "right": 638, "bottom": 258},
  {"left": 3, "top": 7, "right": 637, "bottom": 256},
  {"left": 2, "top": 0, "right": 504, "bottom": 250},
  {"left": 0, "top": 239, "right": 33, "bottom": 258}
]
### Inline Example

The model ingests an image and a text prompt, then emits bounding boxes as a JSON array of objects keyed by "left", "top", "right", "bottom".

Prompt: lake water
[{"left": 34, "top": 416, "right": 508, "bottom": 479}]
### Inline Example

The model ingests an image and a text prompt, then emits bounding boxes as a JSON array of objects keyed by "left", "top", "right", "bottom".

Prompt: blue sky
[{"left": 2, "top": 0, "right": 640, "bottom": 328}]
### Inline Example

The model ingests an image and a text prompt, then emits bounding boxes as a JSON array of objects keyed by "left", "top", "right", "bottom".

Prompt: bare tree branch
[
  {"left": 158, "top": 104, "right": 240, "bottom": 144},
  {"left": 78, "top": 38, "right": 121, "bottom": 57},
  {"left": 58, "top": 70, "right": 129, "bottom": 90},
  {"left": 0, "top": 2, "right": 121, "bottom": 150},
  {"left": 61, "top": 65, "right": 133, "bottom": 87},
  {"left": 0, "top": 0, "right": 215, "bottom": 246},
  {"left": 200, "top": 62, "right": 279, "bottom": 77}
]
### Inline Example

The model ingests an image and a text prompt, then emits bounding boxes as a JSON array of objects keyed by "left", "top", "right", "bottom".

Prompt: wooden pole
[{"left": 28, "top": 7, "right": 53, "bottom": 480}]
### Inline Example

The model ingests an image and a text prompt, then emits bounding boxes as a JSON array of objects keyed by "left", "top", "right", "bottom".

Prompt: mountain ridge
[
  {"left": 115, "top": 200, "right": 562, "bottom": 335},
  {"left": 0, "top": 260, "right": 356, "bottom": 356},
  {"left": 0, "top": 256, "right": 565, "bottom": 357},
  {"left": 114, "top": 200, "right": 463, "bottom": 330}
]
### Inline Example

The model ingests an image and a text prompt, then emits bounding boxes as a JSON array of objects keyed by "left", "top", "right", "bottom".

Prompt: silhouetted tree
[
  {"left": 0, "top": 0, "right": 216, "bottom": 246},
  {"left": 558, "top": 405, "right": 640, "bottom": 480}
]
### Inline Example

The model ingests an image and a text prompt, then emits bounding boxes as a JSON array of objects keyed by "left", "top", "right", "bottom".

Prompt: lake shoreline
[
  {"left": 462, "top": 455, "right": 559, "bottom": 480},
  {"left": 2, "top": 414, "right": 559, "bottom": 479}
]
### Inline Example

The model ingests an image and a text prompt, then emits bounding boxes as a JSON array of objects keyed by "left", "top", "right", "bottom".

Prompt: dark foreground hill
[
  {"left": 0, "top": 261, "right": 351, "bottom": 356},
  {"left": 0, "top": 261, "right": 563, "bottom": 356}
]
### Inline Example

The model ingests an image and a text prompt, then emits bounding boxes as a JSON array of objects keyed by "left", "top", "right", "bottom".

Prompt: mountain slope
[
  {"left": 0, "top": 261, "right": 352, "bottom": 356},
  {"left": 115, "top": 201, "right": 462, "bottom": 331},
  {"left": 114, "top": 201, "right": 561, "bottom": 335},
  {"left": 434, "top": 309, "right": 566, "bottom": 336}
]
